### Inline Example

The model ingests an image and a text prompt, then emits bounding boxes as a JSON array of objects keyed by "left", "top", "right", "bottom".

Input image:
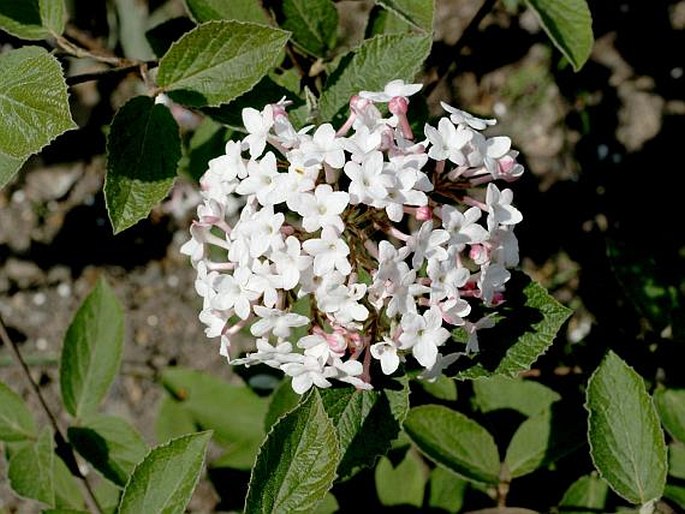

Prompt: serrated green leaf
[
  {"left": 319, "top": 33, "right": 431, "bottom": 123},
  {"left": 161, "top": 367, "right": 268, "bottom": 470},
  {"left": 376, "top": 0, "right": 434, "bottom": 33},
  {"left": 282, "top": 0, "right": 337, "bottom": 57},
  {"left": 523, "top": 0, "right": 593, "bottom": 71},
  {"left": 375, "top": 450, "right": 427, "bottom": 507},
  {"left": 117, "top": 431, "right": 211, "bottom": 514},
  {"left": 320, "top": 377, "right": 409, "bottom": 480},
  {"left": 669, "top": 443, "right": 685, "bottom": 480},
  {"left": 245, "top": 389, "right": 340, "bottom": 514},
  {"left": 0, "top": 1, "right": 46, "bottom": 39},
  {"left": 655, "top": 388, "right": 685, "bottom": 443},
  {"left": 184, "top": 0, "right": 271, "bottom": 24},
  {"left": 558, "top": 474, "right": 608, "bottom": 514},
  {"left": 68, "top": 415, "right": 148, "bottom": 487},
  {"left": 428, "top": 466, "right": 467, "bottom": 513},
  {"left": 8, "top": 428, "right": 54, "bottom": 506},
  {"left": 404, "top": 405, "right": 500, "bottom": 484},
  {"left": 157, "top": 21, "right": 289, "bottom": 107},
  {"left": 0, "top": 46, "right": 76, "bottom": 188},
  {"left": 366, "top": 7, "right": 413, "bottom": 36},
  {"left": 419, "top": 375, "right": 457, "bottom": 401},
  {"left": 264, "top": 378, "right": 301, "bottom": 431},
  {"left": 586, "top": 351, "right": 667, "bottom": 504},
  {"left": 104, "top": 95, "right": 180, "bottom": 234},
  {"left": 454, "top": 272, "right": 573, "bottom": 379},
  {"left": 39, "top": 0, "right": 65, "bottom": 36},
  {"left": 473, "top": 376, "right": 560, "bottom": 417},
  {"left": 60, "top": 277, "right": 124, "bottom": 419},
  {"left": 155, "top": 395, "right": 197, "bottom": 444},
  {"left": 0, "top": 381, "right": 36, "bottom": 441}
]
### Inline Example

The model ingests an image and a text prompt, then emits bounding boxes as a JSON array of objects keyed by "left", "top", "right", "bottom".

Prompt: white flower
[
  {"left": 477, "top": 262, "right": 510, "bottom": 306},
  {"left": 330, "top": 358, "right": 371, "bottom": 389},
  {"left": 440, "top": 205, "right": 488, "bottom": 249},
  {"left": 464, "top": 316, "right": 496, "bottom": 353},
  {"left": 302, "top": 226, "right": 352, "bottom": 276},
  {"left": 409, "top": 221, "right": 450, "bottom": 268},
  {"left": 424, "top": 118, "right": 472, "bottom": 165},
  {"left": 211, "top": 266, "right": 260, "bottom": 319},
  {"left": 398, "top": 307, "right": 451, "bottom": 368},
  {"left": 440, "top": 101, "right": 496, "bottom": 130},
  {"left": 242, "top": 105, "right": 273, "bottom": 158},
  {"left": 281, "top": 356, "right": 332, "bottom": 394},
  {"left": 359, "top": 79, "right": 423, "bottom": 102},
  {"left": 232, "top": 338, "right": 301, "bottom": 368},
  {"left": 300, "top": 123, "right": 345, "bottom": 168},
  {"left": 370, "top": 338, "right": 400, "bottom": 375},
  {"left": 342, "top": 124, "right": 382, "bottom": 161},
  {"left": 236, "top": 152, "right": 287, "bottom": 207},
  {"left": 251, "top": 306, "right": 310, "bottom": 338},
  {"left": 297, "top": 184, "right": 349, "bottom": 233},
  {"left": 270, "top": 236, "right": 312, "bottom": 290},
  {"left": 485, "top": 183, "right": 523, "bottom": 231},
  {"left": 344, "top": 151, "right": 393, "bottom": 204},
  {"left": 419, "top": 352, "right": 461, "bottom": 381}
]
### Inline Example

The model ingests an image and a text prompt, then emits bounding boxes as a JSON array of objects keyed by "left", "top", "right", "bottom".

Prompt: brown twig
[{"left": 66, "top": 60, "right": 158, "bottom": 86}]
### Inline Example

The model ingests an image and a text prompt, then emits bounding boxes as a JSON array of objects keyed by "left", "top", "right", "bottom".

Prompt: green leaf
[
  {"left": 104, "top": 95, "right": 181, "bottom": 234},
  {"left": 43, "top": 510, "right": 89, "bottom": 514},
  {"left": 161, "top": 367, "right": 268, "bottom": 470},
  {"left": 53, "top": 458, "right": 86, "bottom": 511},
  {"left": 366, "top": 7, "right": 413, "bottom": 37},
  {"left": 454, "top": 272, "right": 573, "bottom": 379},
  {"left": 665, "top": 484, "right": 685, "bottom": 510},
  {"left": 0, "top": 380, "right": 36, "bottom": 441},
  {"left": 320, "top": 377, "right": 409, "bottom": 480},
  {"left": 655, "top": 388, "right": 685, "bottom": 443},
  {"left": 504, "top": 405, "right": 583, "bottom": 478},
  {"left": 39, "top": 0, "right": 66, "bottom": 36},
  {"left": 0, "top": 47, "right": 76, "bottom": 188},
  {"left": 669, "top": 442, "right": 685, "bottom": 480},
  {"left": 418, "top": 376, "right": 457, "bottom": 401},
  {"left": 312, "top": 493, "right": 339, "bottom": 514},
  {"left": 264, "top": 378, "right": 301, "bottom": 431},
  {"left": 117, "top": 431, "right": 212, "bottom": 514},
  {"left": 319, "top": 33, "right": 432, "bottom": 123},
  {"left": 60, "top": 277, "right": 124, "bottom": 419},
  {"left": 428, "top": 466, "right": 467, "bottom": 513},
  {"left": 375, "top": 450, "right": 427, "bottom": 507},
  {"left": 0, "top": 0, "right": 64, "bottom": 39},
  {"left": 404, "top": 405, "right": 501, "bottom": 484},
  {"left": 245, "top": 389, "right": 340, "bottom": 514},
  {"left": 68, "top": 415, "right": 148, "bottom": 487},
  {"left": 155, "top": 395, "right": 197, "bottom": 444},
  {"left": 183, "top": 118, "right": 229, "bottom": 181},
  {"left": 558, "top": 474, "right": 609, "bottom": 514},
  {"left": 157, "top": 21, "right": 289, "bottom": 107},
  {"left": 473, "top": 376, "right": 561, "bottom": 417},
  {"left": 376, "top": 0, "right": 435, "bottom": 33},
  {"left": 282, "top": 0, "right": 337, "bottom": 57},
  {"left": 586, "top": 351, "right": 667, "bottom": 504},
  {"left": 8, "top": 428, "right": 55, "bottom": 506},
  {"left": 523, "top": 0, "right": 593, "bottom": 71},
  {"left": 184, "top": 0, "right": 271, "bottom": 25}
]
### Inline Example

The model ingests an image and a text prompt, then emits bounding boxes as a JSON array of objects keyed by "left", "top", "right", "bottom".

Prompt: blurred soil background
[{"left": 1, "top": 0, "right": 684, "bottom": 511}]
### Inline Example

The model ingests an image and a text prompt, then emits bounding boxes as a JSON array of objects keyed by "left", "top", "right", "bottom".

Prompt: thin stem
[
  {"left": 55, "top": 34, "right": 126, "bottom": 66},
  {"left": 0, "top": 316, "right": 103, "bottom": 514},
  {"left": 66, "top": 61, "right": 158, "bottom": 86}
]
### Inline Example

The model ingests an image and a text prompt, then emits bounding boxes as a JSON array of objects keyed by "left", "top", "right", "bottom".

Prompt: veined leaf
[
  {"left": 184, "top": 0, "right": 271, "bottom": 25},
  {"left": 428, "top": 466, "right": 467, "bottom": 513},
  {"left": 0, "top": 380, "right": 36, "bottom": 441},
  {"left": 60, "top": 277, "right": 124, "bottom": 419},
  {"left": 376, "top": 0, "right": 434, "bottom": 33},
  {"left": 375, "top": 450, "right": 427, "bottom": 507},
  {"left": 655, "top": 388, "right": 685, "bottom": 443},
  {"left": 282, "top": 0, "right": 338, "bottom": 57},
  {"left": 558, "top": 474, "right": 609, "bottom": 514},
  {"left": 473, "top": 376, "right": 560, "bottom": 417},
  {"left": 0, "top": 0, "right": 66, "bottom": 39},
  {"left": 8, "top": 427, "right": 55, "bottom": 506}
]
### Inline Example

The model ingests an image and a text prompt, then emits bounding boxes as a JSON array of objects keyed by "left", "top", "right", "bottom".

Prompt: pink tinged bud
[
  {"left": 491, "top": 292, "right": 505, "bottom": 306},
  {"left": 350, "top": 94, "right": 372, "bottom": 114},
  {"left": 498, "top": 155, "right": 516, "bottom": 174},
  {"left": 415, "top": 206, "right": 433, "bottom": 221},
  {"left": 280, "top": 224, "right": 295, "bottom": 236},
  {"left": 388, "top": 96, "right": 409, "bottom": 116},
  {"left": 469, "top": 244, "right": 489, "bottom": 265},
  {"left": 326, "top": 332, "right": 348, "bottom": 354}
]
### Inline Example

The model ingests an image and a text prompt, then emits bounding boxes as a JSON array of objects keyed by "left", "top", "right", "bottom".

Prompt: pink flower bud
[
  {"left": 388, "top": 96, "right": 409, "bottom": 116},
  {"left": 415, "top": 206, "right": 433, "bottom": 221}
]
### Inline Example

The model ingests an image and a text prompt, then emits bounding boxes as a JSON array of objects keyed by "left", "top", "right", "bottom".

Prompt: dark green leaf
[
  {"left": 264, "top": 378, "right": 301, "bottom": 431},
  {"left": 105, "top": 95, "right": 181, "bottom": 234},
  {"left": 161, "top": 367, "right": 268, "bottom": 470},
  {"left": 68, "top": 415, "right": 148, "bottom": 487},
  {"left": 60, "top": 277, "right": 124, "bottom": 419},
  {"left": 404, "top": 405, "right": 501, "bottom": 484},
  {"left": 282, "top": 0, "right": 337, "bottom": 57},
  {"left": 155, "top": 394, "right": 197, "bottom": 444},
  {"left": 117, "top": 431, "right": 212, "bottom": 514},
  {"left": 0, "top": 46, "right": 76, "bottom": 188},
  {"left": 366, "top": 6, "right": 413, "bottom": 37},
  {"left": 245, "top": 389, "right": 340, "bottom": 514},
  {"left": 319, "top": 33, "right": 432, "bottom": 123},
  {"left": 665, "top": 484, "right": 685, "bottom": 509},
  {"left": 376, "top": 0, "right": 434, "bottom": 33},
  {"left": 157, "top": 21, "right": 289, "bottom": 107},
  {"left": 8, "top": 428, "right": 54, "bottom": 506},
  {"left": 523, "top": 0, "right": 593, "bottom": 71},
  {"left": 428, "top": 466, "right": 467, "bottom": 513},
  {"left": 454, "top": 272, "right": 573, "bottom": 379},
  {"left": 418, "top": 376, "right": 457, "bottom": 401},
  {"left": 0, "top": 380, "right": 36, "bottom": 441},
  {"left": 655, "top": 388, "right": 685, "bottom": 443},
  {"left": 320, "top": 377, "right": 409, "bottom": 480},
  {"left": 375, "top": 450, "right": 427, "bottom": 507},
  {"left": 586, "top": 351, "right": 667, "bottom": 504},
  {"left": 558, "top": 474, "right": 608, "bottom": 514},
  {"left": 0, "top": 0, "right": 65, "bottom": 39},
  {"left": 184, "top": 0, "right": 271, "bottom": 24},
  {"left": 473, "top": 376, "right": 560, "bottom": 417},
  {"left": 184, "top": 118, "right": 229, "bottom": 181},
  {"left": 669, "top": 442, "right": 685, "bottom": 480}
]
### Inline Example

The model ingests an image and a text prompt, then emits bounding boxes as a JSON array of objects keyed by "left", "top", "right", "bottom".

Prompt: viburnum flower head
[{"left": 183, "top": 79, "right": 525, "bottom": 393}]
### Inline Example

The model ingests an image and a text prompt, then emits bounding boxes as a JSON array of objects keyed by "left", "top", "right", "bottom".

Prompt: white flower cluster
[{"left": 182, "top": 80, "right": 524, "bottom": 394}]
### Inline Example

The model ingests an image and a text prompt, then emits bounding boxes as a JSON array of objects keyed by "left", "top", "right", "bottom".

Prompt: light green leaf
[
  {"left": 184, "top": 0, "right": 271, "bottom": 25},
  {"left": 473, "top": 376, "right": 560, "bottom": 417},
  {"left": 418, "top": 376, "right": 457, "bottom": 401},
  {"left": 375, "top": 450, "right": 427, "bottom": 507},
  {"left": 428, "top": 466, "right": 467, "bottom": 513},
  {"left": 104, "top": 95, "right": 180, "bottom": 234},
  {"left": 117, "top": 431, "right": 212, "bottom": 514},
  {"left": 320, "top": 377, "right": 409, "bottom": 480},
  {"left": 39, "top": 0, "right": 66, "bottom": 36},
  {"left": 53, "top": 458, "right": 86, "bottom": 511},
  {"left": 319, "top": 33, "right": 432, "bottom": 123},
  {"left": 0, "top": 46, "right": 76, "bottom": 187},
  {"left": 264, "top": 378, "right": 301, "bottom": 431},
  {"left": 376, "top": 0, "right": 434, "bottom": 33},
  {"left": 665, "top": 484, "right": 685, "bottom": 510},
  {"left": 0, "top": 0, "right": 64, "bottom": 39},
  {"left": 655, "top": 388, "right": 685, "bottom": 443},
  {"left": 60, "top": 277, "right": 124, "bottom": 419},
  {"left": 282, "top": 0, "right": 337, "bottom": 57},
  {"left": 404, "top": 405, "right": 501, "bottom": 484},
  {"left": 161, "top": 367, "right": 268, "bottom": 470},
  {"left": 0, "top": 380, "right": 36, "bottom": 441},
  {"left": 366, "top": 7, "right": 413, "bottom": 36},
  {"left": 245, "top": 389, "right": 340, "bottom": 514},
  {"left": 454, "top": 272, "right": 573, "bottom": 379},
  {"left": 312, "top": 493, "right": 339, "bottom": 514},
  {"left": 68, "top": 415, "right": 148, "bottom": 487},
  {"left": 558, "top": 474, "right": 608, "bottom": 514},
  {"left": 8, "top": 428, "right": 55, "bottom": 506},
  {"left": 154, "top": 395, "right": 197, "bottom": 444},
  {"left": 523, "top": 0, "right": 593, "bottom": 71},
  {"left": 586, "top": 351, "right": 667, "bottom": 504},
  {"left": 157, "top": 21, "right": 289, "bottom": 107},
  {"left": 669, "top": 442, "right": 685, "bottom": 480}
]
